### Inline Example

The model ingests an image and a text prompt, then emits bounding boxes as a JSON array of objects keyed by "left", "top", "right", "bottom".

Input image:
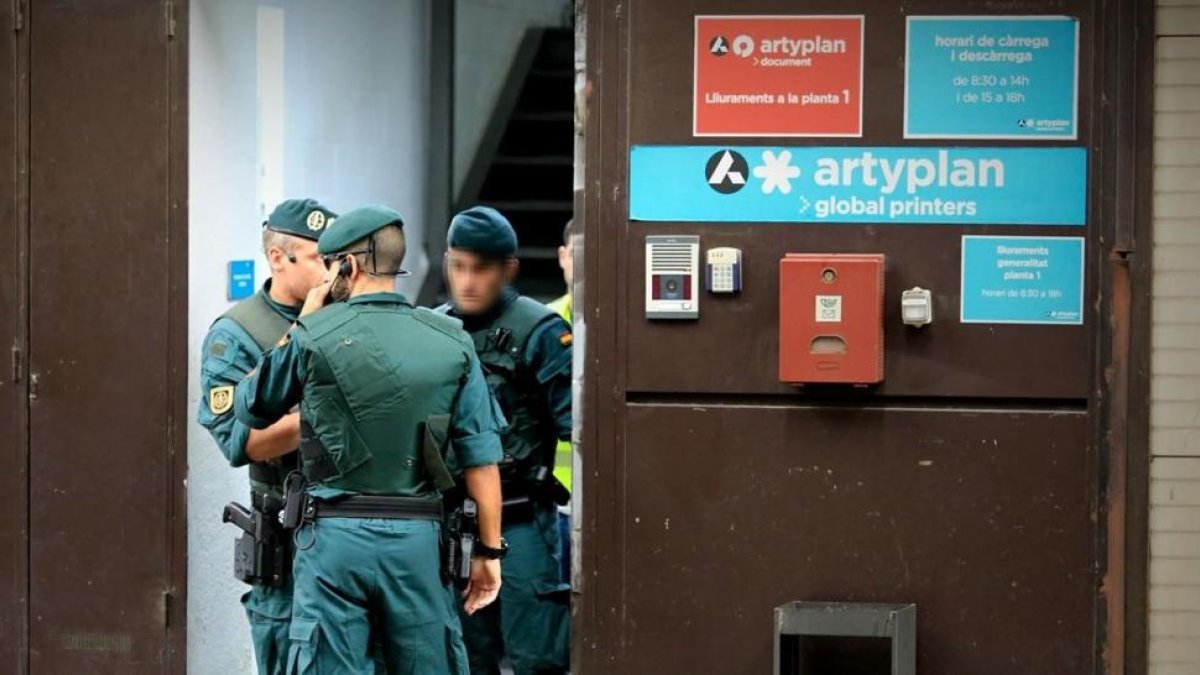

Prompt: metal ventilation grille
[{"left": 649, "top": 244, "right": 694, "bottom": 273}]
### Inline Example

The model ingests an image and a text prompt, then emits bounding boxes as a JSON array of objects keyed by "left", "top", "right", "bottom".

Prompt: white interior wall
[
  {"left": 1150, "top": 2, "right": 1200, "bottom": 673},
  {"left": 454, "top": 0, "right": 569, "bottom": 197},
  {"left": 188, "top": 2, "right": 432, "bottom": 672},
  {"left": 283, "top": 0, "right": 432, "bottom": 296},
  {"left": 187, "top": 1, "right": 261, "bottom": 672}
]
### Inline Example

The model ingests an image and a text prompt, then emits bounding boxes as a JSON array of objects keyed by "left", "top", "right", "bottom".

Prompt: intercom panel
[{"left": 645, "top": 235, "right": 700, "bottom": 320}]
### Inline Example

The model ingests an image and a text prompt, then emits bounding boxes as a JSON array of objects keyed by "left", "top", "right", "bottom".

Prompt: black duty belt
[{"left": 312, "top": 495, "right": 443, "bottom": 521}]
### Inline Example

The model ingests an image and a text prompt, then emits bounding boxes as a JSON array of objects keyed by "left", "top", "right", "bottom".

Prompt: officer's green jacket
[
  {"left": 199, "top": 280, "right": 299, "bottom": 468},
  {"left": 443, "top": 287, "right": 573, "bottom": 464},
  {"left": 234, "top": 292, "right": 504, "bottom": 496}
]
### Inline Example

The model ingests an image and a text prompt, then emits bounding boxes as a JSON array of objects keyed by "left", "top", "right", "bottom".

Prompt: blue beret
[
  {"left": 265, "top": 198, "right": 337, "bottom": 241},
  {"left": 318, "top": 204, "right": 404, "bottom": 255},
  {"left": 447, "top": 206, "right": 518, "bottom": 258}
]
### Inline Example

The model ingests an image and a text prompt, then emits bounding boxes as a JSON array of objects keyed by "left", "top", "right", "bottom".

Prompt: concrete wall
[
  {"left": 187, "top": 2, "right": 432, "bottom": 672},
  {"left": 1150, "top": 1, "right": 1200, "bottom": 673},
  {"left": 453, "top": 0, "right": 569, "bottom": 196}
]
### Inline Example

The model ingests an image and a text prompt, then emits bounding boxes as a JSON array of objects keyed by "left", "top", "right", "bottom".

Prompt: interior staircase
[{"left": 457, "top": 27, "right": 575, "bottom": 301}]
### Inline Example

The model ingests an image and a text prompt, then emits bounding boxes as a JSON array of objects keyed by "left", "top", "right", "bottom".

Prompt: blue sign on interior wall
[
  {"left": 960, "top": 235, "right": 1084, "bottom": 325},
  {"left": 228, "top": 260, "right": 255, "bottom": 301},
  {"left": 905, "top": 16, "right": 1080, "bottom": 139},
  {"left": 629, "top": 145, "right": 1087, "bottom": 225}
]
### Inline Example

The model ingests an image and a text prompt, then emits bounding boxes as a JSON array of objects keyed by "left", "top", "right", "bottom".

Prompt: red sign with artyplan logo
[{"left": 694, "top": 15, "right": 864, "bottom": 137}]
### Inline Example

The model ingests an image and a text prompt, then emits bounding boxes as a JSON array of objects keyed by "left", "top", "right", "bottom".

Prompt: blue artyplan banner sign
[
  {"left": 960, "top": 235, "right": 1085, "bottom": 325},
  {"left": 904, "top": 16, "right": 1080, "bottom": 140},
  {"left": 629, "top": 145, "right": 1087, "bottom": 225}
]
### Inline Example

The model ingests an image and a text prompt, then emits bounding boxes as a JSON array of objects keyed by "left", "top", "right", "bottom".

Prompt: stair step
[
  {"left": 535, "top": 29, "right": 575, "bottom": 69},
  {"left": 516, "top": 246, "right": 559, "bottom": 260},
  {"left": 483, "top": 200, "right": 573, "bottom": 213},
  {"left": 530, "top": 68, "right": 574, "bottom": 78},
  {"left": 511, "top": 111, "right": 573, "bottom": 123},
  {"left": 494, "top": 156, "right": 572, "bottom": 167}
]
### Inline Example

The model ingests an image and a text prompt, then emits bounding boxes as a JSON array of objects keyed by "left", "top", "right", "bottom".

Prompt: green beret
[
  {"left": 447, "top": 206, "right": 518, "bottom": 258},
  {"left": 265, "top": 198, "right": 338, "bottom": 241},
  {"left": 318, "top": 204, "right": 404, "bottom": 255}
]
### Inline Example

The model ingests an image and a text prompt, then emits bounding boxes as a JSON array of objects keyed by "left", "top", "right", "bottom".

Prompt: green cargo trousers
[
  {"left": 243, "top": 584, "right": 293, "bottom": 675},
  {"left": 461, "top": 503, "right": 570, "bottom": 675},
  {"left": 287, "top": 518, "right": 468, "bottom": 674},
  {"left": 241, "top": 557, "right": 386, "bottom": 674}
]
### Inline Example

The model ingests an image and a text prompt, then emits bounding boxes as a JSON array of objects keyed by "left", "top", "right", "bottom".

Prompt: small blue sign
[
  {"left": 960, "top": 236, "right": 1084, "bottom": 325},
  {"left": 228, "top": 260, "right": 255, "bottom": 301},
  {"left": 629, "top": 145, "right": 1087, "bottom": 226},
  {"left": 905, "top": 16, "right": 1079, "bottom": 139}
]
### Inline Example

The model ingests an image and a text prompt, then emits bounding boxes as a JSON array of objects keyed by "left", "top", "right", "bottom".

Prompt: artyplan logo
[
  {"left": 705, "top": 150, "right": 748, "bottom": 194},
  {"left": 732, "top": 35, "right": 755, "bottom": 57},
  {"left": 709, "top": 35, "right": 729, "bottom": 56}
]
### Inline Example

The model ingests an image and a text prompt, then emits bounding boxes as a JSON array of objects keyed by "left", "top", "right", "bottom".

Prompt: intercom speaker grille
[{"left": 649, "top": 243, "right": 695, "bottom": 273}]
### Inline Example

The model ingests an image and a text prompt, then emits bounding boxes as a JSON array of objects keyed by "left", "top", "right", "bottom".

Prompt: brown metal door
[
  {"left": 0, "top": 0, "right": 28, "bottom": 673},
  {"left": 21, "top": 1, "right": 187, "bottom": 673},
  {"left": 580, "top": 0, "right": 1147, "bottom": 673}
]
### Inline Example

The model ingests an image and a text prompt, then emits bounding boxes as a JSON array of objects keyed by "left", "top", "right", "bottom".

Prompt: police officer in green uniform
[
  {"left": 234, "top": 205, "right": 507, "bottom": 674},
  {"left": 439, "top": 206, "right": 572, "bottom": 675},
  {"left": 198, "top": 198, "right": 336, "bottom": 675}
]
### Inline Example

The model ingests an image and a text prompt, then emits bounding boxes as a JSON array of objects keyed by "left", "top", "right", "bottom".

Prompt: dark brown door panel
[{"left": 615, "top": 403, "right": 1093, "bottom": 674}]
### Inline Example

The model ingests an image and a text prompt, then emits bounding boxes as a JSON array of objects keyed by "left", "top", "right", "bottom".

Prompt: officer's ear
[
  {"left": 266, "top": 245, "right": 288, "bottom": 273},
  {"left": 344, "top": 254, "right": 360, "bottom": 281},
  {"left": 503, "top": 257, "right": 519, "bottom": 283}
]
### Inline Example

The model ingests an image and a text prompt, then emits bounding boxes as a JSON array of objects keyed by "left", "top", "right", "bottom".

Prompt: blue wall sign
[
  {"left": 227, "top": 260, "right": 255, "bottom": 301},
  {"left": 904, "top": 16, "right": 1080, "bottom": 140},
  {"left": 629, "top": 145, "right": 1086, "bottom": 225},
  {"left": 960, "top": 236, "right": 1084, "bottom": 325}
]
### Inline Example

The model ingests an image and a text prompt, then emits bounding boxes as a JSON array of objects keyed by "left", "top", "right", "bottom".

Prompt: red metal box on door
[{"left": 779, "top": 254, "right": 885, "bottom": 385}]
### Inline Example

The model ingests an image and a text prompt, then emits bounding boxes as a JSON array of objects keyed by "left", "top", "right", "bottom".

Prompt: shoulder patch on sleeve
[
  {"left": 209, "top": 385, "right": 234, "bottom": 414},
  {"left": 208, "top": 341, "right": 228, "bottom": 357},
  {"left": 559, "top": 330, "right": 573, "bottom": 347}
]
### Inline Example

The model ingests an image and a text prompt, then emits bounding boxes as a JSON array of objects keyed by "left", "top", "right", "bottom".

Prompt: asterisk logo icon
[{"left": 752, "top": 150, "right": 800, "bottom": 194}]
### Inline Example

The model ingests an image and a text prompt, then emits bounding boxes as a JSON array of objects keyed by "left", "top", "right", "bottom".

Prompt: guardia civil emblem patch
[
  {"left": 306, "top": 210, "right": 326, "bottom": 231},
  {"left": 209, "top": 385, "right": 234, "bottom": 415}
]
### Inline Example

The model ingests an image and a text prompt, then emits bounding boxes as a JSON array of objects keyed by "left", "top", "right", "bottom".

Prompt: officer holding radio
[
  {"left": 198, "top": 198, "right": 335, "bottom": 675},
  {"left": 234, "top": 205, "right": 507, "bottom": 673},
  {"left": 439, "top": 206, "right": 572, "bottom": 675}
]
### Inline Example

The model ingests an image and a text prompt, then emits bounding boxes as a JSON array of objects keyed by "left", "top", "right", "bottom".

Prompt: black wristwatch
[{"left": 474, "top": 538, "right": 509, "bottom": 560}]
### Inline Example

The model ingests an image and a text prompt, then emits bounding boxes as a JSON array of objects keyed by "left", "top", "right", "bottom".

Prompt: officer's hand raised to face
[
  {"left": 299, "top": 264, "right": 339, "bottom": 317},
  {"left": 463, "top": 558, "right": 501, "bottom": 615}
]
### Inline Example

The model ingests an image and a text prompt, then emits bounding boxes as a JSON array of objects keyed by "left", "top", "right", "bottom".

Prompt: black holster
[
  {"left": 221, "top": 495, "right": 290, "bottom": 587},
  {"left": 442, "top": 497, "right": 478, "bottom": 588},
  {"left": 281, "top": 472, "right": 311, "bottom": 530},
  {"left": 531, "top": 465, "right": 571, "bottom": 507}
]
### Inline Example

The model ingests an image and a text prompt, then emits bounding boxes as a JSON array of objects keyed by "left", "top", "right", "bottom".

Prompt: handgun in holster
[
  {"left": 443, "top": 497, "right": 478, "bottom": 589},
  {"left": 531, "top": 465, "right": 571, "bottom": 507},
  {"left": 221, "top": 492, "right": 290, "bottom": 587}
]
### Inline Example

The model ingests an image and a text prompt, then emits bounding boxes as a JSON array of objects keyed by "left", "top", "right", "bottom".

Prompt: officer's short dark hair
[
  {"left": 346, "top": 224, "right": 405, "bottom": 275},
  {"left": 562, "top": 219, "right": 574, "bottom": 246},
  {"left": 262, "top": 229, "right": 300, "bottom": 257}
]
